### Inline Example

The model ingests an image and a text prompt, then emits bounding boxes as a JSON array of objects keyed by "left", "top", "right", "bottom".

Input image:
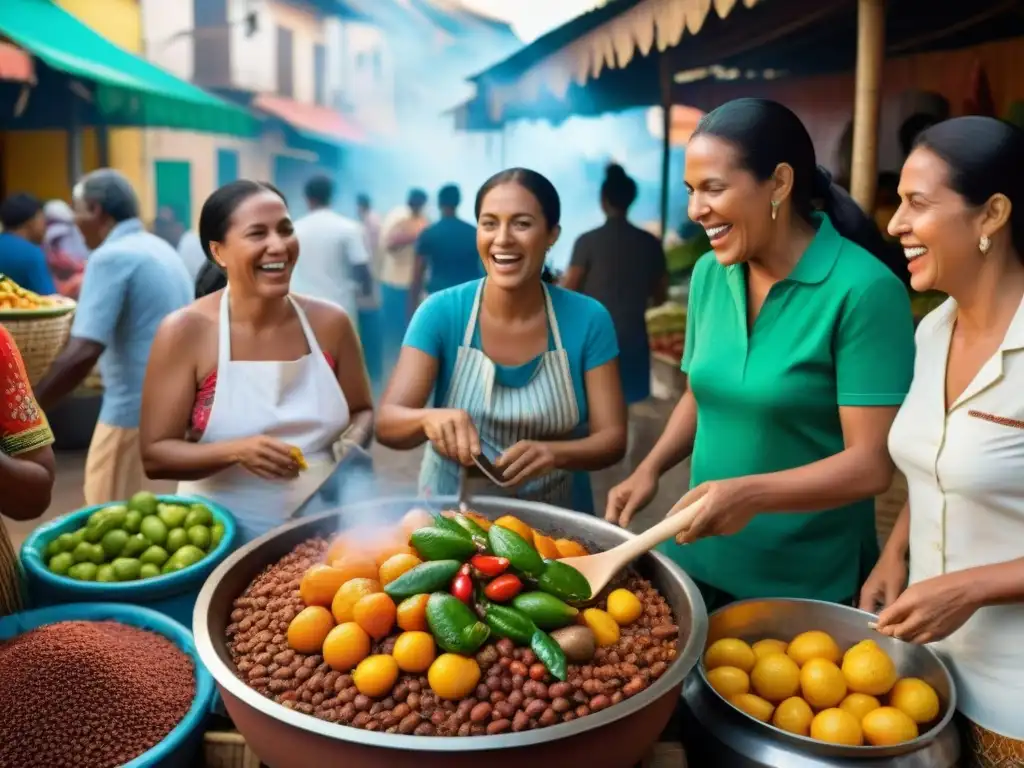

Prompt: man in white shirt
[
  {"left": 291, "top": 175, "right": 371, "bottom": 331},
  {"left": 379, "top": 188, "right": 429, "bottom": 366}
]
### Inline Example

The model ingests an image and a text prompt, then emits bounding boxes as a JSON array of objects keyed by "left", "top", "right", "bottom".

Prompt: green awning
[{"left": 0, "top": 0, "right": 257, "bottom": 136}]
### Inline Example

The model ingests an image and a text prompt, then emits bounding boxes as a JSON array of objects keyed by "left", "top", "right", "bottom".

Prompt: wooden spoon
[{"left": 559, "top": 498, "right": 707, "bottom": 599}]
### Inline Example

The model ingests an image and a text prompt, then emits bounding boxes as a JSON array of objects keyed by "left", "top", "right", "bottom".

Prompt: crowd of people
[{"left": 0, "top": 100, "right": 1021, "bottom": 766}]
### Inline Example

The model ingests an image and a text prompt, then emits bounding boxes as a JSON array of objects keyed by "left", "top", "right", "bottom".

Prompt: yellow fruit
[
  {"left": 843, "top": 638, "right": 879, "bottom": 663},
  {"left": 287, "top": 606, "right": 334, "bottom": 654},
  {"left": 378, "top": 553, "right": 423, "bottom": 586},
  {"left": 841, "top": 645, "right": 897, "bottom": 696},
  {"left": 331, "top": 578, "right": 382, "bottom": 624},
  {"left": 772, "top": 697, "right": 814, "bottom": 736},
  {"left": 554, "top": 538, "right": 588, "bottom": 558},
  {"left": 393, "top": 631, "right": 437, "bottom": 674},
  {"left": 582, "top": 608, "right": 621, "bottom": 647},
  {"left": 322, "top": 622, "right": 371, "bottom": 672},
  {"left": 752, "top": 638, "right": 789, "bottom": 660},
  {"left": 750, "top": 653, "right": 801, "bottom": 702},
  {"left": 889, "top": 678, "right": 941, "bottom": 724},
  {"left": 800, "top": 659, "right": 847, "bottom": 710},
  {"left": 704, "top": 638, "right": 756, "bottom": 673},
  {"left": 810, "top": 708, "right": 864, "bottom": 745},
  {"left": 330, "top": 555, "right": 380, "bottom": 584},
  {"left": 493, "top": 515, "right": 534, "bottom": 543},
  {"left": 788, "top": 631, "right": 841, "bottom": 666},
  {"left": 428, "top": 653, "right": 482, "bottom": 700},
  {"left": 396, "top": 594, "right": 430, "bottom": 632},
  {"left": 606, "top": 589, "right": 644, "bottom": 626},
  {"left": 862, "top": 706, "right": 919, "bottom": 746},
  {"left": 299, "top": 564, "right": 348, "bottom": 607},
  {"left": 728, "top": 693, "right": 775, "bottom": 723},
  {"left": 352, "top": 592, "right": 397, "bottom": 641},
  {"left": 400, "top": 508, "right": 435, "bottom": 536},
  {"left": 532, "top": 531, "right": 561, "bottom": 560},
  {"left": 839, "top": 692, "right": 882, "bottom": 721},
  {"left": 707, "top": 666, "right": 750, "bottom": 698},
  {"left": 352, "top": 655, "right": 400, "bottom": 698}
]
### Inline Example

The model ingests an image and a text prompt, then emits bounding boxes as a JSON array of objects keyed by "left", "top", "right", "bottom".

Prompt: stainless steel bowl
[
  {"left": 697, "top": 598, "right": 957, "bottom": 759},
  {"left": 193, "top": 496, "right": 708, "bottom": 768}
]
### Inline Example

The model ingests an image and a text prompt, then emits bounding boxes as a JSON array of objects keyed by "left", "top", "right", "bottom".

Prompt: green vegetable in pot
[
  {"left": 410, "top": 527, "right": 477, "bottom": 562},
  {"left": 112, "top": 557, "right": 142, "bottom": 581},
  {"left": 487, "top": 525, "right": 544, "bottom": 577},
  {"left": 48, "top": 552, "right": 74, "bottom": 575},
  {"left": 184, "top": 504, "right": 213, "bottom": 528},
  {"left": 157, "top": 503, "right": 188, "bottom": 530},
  {"left": 537, "top": 559, "right": 592, "bottom": 602},
  {"left": 50, "top": 533, "right": 76, "bottom": 557},
  {"left": 446, "top": 513, "right": 490, "bottom": 552},
  {"left": 139, "top": 563, "right": 161, "bottom": 579},
  {"left": 384, "top": 560, "right": 462, "bottom": 599},
  {"left": 484, "top": 603, "right": 537, "bottom": 645},
  {"left": 100, "top": 529, "right": 130, "bottom": 559},
  {"left": 128, "top": 490, "right": 159, "bottom": 516},
  {"left": 167, "top": 544, "right": 205, "bottom": 569},
  {"left": 426, "top": 592, "right": 490, "bottom": 654},
  {"left": 95, "top": 564, "right": 117, "bottom": 583},
  {"left": 433, "top": 513, "right": 473, "bottom": 539},
  {"left": 123, "top": 509, "right": 143, "bottom": 534},
  {"left": 122, "top": 533, "right": 150, "bottom": 558},
  {"left": 139, "top": 545, "right": 169, "bottom": 567},
  {"left": 67, "top": 562, "right": 98, "bottom": 581},
  {"left": 531, "top": 629, "right": 568, "bottom": 681},
  {"left": 84, "top": 506, "right": 127, "bottom": 543},
  {"left": 139, "top": 516, "right": 168, "bottom": 547},
  {"left": 165, "top": 527, "right": 188, "bottom": 554},
  {"left": 187, "top": 525, "right": 211, "bottom": 551},
  {"left": 512, "top": 592, "right": 579, "bottom": 630},
  {"left": 210, "top": 522, "right": 225, "bottom": 548}
]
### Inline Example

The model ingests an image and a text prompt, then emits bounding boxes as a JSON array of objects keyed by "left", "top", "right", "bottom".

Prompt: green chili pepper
[{"left": 531, "top": 629, "right": 568, "bottom": 681}]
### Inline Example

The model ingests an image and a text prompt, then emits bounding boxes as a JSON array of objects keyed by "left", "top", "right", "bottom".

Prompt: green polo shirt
[{"left": 660, "top": 213, "right": 914, "bottom": 602}]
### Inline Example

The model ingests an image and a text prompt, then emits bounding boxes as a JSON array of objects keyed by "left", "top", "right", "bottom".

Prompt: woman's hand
[
  {"left": 873, "top": 572, "right": 980, "bottom": 644},
  {"left": 496, "top": 441, "right": 557, "bottom": 486},
  {"left": 231, "top": 436, "right": 301, "bottom": 481},
  {"left": 605, "top": 467, "right": 660, "bottom": 527},
  {"left": 858, "top": 553, "right": 908, "bottom": 614},
  {"left": 670, "top": 478, "right": 760, "bottom": 543},
  {"left": 422, "top": 409, "right": 480, "bottom": 466}
]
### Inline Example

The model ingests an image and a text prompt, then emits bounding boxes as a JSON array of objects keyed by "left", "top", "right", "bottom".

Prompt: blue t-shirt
[
  {"left": 0, "top": 233, "right": 56, "bottom": 295},
  {"left": 72, "top": 219, "right": 193, "bottom": 428},
  {"left": 415, "top": 217, "right": 483, "bottom": 295}
]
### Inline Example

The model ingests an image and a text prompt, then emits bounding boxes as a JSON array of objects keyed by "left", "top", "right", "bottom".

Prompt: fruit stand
[{"left": 646, "top": 302, "right": 687, "bottom": 400}]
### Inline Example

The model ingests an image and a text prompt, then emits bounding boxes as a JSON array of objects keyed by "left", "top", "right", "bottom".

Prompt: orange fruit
[
  {"left": 494, "top": 515, "right": 534, "bottom": 544},
  {"left": 462, "top": 511, "right": 492, "bottom": 531},
  {"left": 353, "top": 592, "right": 397, "bottom": 640},
  {"left": 532, "top": 532, "right": 561, "bottom": 560},
  {"left": 378, "top": 553, "right": 422, "bottom": 586},
  {"left": 331, "top": 555, "right": 380, "bottom": 584},
  {"left": 396, "top": 594, "right": 430, "bottom": 632},
  {"left": 810, "top": 708, "right": 863, "bottom": 746},
  {"left": 400, "top": 507, "right": 435, "bottom": 536},
  {"left": 428, "top": 654, "right": 481, "bottom": 700},
  {"left": 331, "top": 577, "right": 382, "bottom": 623},
  {"left": 554, "top": 538, "right": 588, "bottom": 558},
  {"left": 322, "top": 622, "right": 371, "bottom": 672},
  {"left": 324, "top": 535, "right": 349, "bottom": 565},
  {"left": 353, "top": 655, "right": 400, "bottom": 699},
  {"left": 393, "top": 631, "right": 436, "bottom": 673},
  {"left": 287, "top": 606, "right": 334, "bottom": 654},
  {"left": 370, "top": 532, "right": 418, "bottom": 568},
  {"left": 299, "top": 564, "right": 348, "bottom": 607}
]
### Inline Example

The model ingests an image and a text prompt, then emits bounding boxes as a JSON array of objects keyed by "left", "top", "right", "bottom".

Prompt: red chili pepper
[
  {"left": 484, "top": 573, "right": 523, "bottom": 603},
  {"left": 470, "top": 555, "right": 509, "bottom": 578},
  {"left": 451, "top": 572, "right": 474, "bottom": 603}
]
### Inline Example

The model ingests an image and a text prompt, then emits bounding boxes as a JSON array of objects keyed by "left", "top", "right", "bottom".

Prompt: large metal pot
[{"left": 193, "top": 497, "right": 708, "bottom": 768}]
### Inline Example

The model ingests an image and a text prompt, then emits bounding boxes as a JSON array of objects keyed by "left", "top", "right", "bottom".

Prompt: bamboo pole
[
  {"left": 850, "top": 0, "right": 886, "bottom": 212},
  {"left": 659, "top": 56, "right": 672, "bottom": 245}
]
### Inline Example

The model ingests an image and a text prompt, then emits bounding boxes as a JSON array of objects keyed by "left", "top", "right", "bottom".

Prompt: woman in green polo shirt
[{"left": 606, "top": 99, "right": 915, "bottom": 610}]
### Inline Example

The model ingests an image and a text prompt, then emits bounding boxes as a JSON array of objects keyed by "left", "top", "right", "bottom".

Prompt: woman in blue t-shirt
[{"left": 376, "top": 168, "right": 627, "bottom": 514}]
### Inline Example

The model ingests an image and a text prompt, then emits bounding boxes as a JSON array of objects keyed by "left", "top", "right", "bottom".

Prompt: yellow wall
[{"left": 1, "top": 0, "right": 150, "bottom": 219}]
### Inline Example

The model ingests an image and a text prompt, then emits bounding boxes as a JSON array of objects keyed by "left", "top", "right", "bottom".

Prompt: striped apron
[
  {"left": 0, "top": 520, "right": 24, "bottom": 617},
  {"left": 418, "top": 282, "right": 580, "bottom": 508}
]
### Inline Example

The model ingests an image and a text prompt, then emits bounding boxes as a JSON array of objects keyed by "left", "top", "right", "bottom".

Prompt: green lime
[
  {"left": 122, "top": 533, "right": 150, "bottom": 558},
  {"left": 157, "top": 503, "right": 188, "bottom": 529},
  {"left": 101, "top": 529, "right": 130, "bottom": 559},
  {"left": 95, "top": 564, "right": 117, "bottom": 583},
  {"left": 48, "top": 552, "right": 75, "bottom": 575},
  {"left": 45, "top": 537, "right": 66, "bottom": 559},
  {"left": 184, "top": 505, "right": 213, "bottom": 528},
  {"left": 67, "top": 562, "right": 98, "bottom": 581},
  {"left": 139, "top": 563, "right": 161, "bottom": 579},
  {"left": 123, "top": 509, "right": 143, "bottom": 534},
  {"left": 70, "top": 529, "right": 86, "bottom": 548},
  {"left": 111, "top": 557, "right": 142, "bottom": 581},
  {"left": 161, "top": 560, "right": 179, "bottom": 575},
  {"left": 55, "top": 532, "right": 77, "bottom": 553},
  {"left": 168, "top": 544, "right": 205, "bottom": 569},
  {"left": 72, "top": 541, "right": 95, "bottom": 564},
  {"left": 139, "top": 516, "right": 168, "bottom": 546},
  {"left": 128, "top": 491, "right": 159, "bottom": 516},
  {"left": 165, "top": 528, "right": 188, "bottom": 553},
  {"left": 210, "top": 522, "right": 225, "bottom": 548},
  {"left": 187, "top": 525, "right": 211, "bottom": 551},
  {"left": 86, "top": 543, "right": 106, "bottom": 565},
  {"left": 139, "top": 545, "right": 169, "bottom": 567}
]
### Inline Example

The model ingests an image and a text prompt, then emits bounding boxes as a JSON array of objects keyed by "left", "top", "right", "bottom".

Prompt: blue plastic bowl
[
  {"left": 21, "top": 495, "right": 238, "bottom": 626},
  {"left": 0, "top": 602, "right": 216, "bottom": 768}
]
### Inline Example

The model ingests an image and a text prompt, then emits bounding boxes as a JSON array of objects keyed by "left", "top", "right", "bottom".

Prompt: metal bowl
[
  {"left": 193, "top": 496, "right": 708, "bottom": 768},
  {"left": 697, "top": 598, "right": 957, "bottom": 759}
]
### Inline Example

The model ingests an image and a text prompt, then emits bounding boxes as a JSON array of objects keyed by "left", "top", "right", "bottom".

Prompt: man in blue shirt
[
  {"left": 409, "top": 184, "right": 482, "bottom": 316},
  {"left": 0, "top": 194, "right": 56, "bottom": 295},
  {"left": 34, "top": 169, "right": 193, "bottom": 505}
]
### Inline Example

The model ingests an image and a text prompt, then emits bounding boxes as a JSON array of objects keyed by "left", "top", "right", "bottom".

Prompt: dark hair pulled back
[
  {"left": 601, "top": 163, "right": 638, "bottom": 212},
  {"left": 692, "top": 98, "right": 905, "bottom": 280},
  {"left": 198, "top": 180, "right": 286, "bottom": 262},
  {"left": 914, "top": 116, "right": 1024, "bottom": 261}
]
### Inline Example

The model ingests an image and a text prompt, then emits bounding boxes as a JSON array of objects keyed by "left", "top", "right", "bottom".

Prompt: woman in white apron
[
  {"left": 375, "top": 169, "right": 627, "bottom": 513},
  {"left": 139, "top": 181, "right": 374, "bottom": 543}
]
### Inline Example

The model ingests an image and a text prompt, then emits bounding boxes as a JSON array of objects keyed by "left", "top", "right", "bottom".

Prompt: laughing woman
[{"left": 375, "top": 168, "right": 627, "bottom": 513}]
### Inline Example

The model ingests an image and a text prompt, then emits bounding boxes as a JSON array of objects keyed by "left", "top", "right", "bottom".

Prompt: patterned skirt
[
  {"left": 0, "top": 521, "right": 25, "bottom": 618},
  {"left": 961, "top": 716, "right": 1024, "bottom": 768}
]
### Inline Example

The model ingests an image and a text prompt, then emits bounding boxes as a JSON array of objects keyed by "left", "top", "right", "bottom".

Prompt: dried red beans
[
  {"left": 228, "top": 537, "right": 681, "bottom": 737},
  {"left": 0, "top": 620, "right": 195, "bottom": 767}
]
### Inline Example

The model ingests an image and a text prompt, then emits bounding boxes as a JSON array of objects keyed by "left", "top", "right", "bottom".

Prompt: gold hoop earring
[
  {"left": 979, "top": 235, "right": 991, "bottom": 254},
  {"left": 770, "top": 200, "right": 779, "bottom": 221}
]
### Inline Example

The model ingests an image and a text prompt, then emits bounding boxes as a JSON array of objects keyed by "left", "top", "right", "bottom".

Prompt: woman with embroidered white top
[
  {"left": 140, "top": 180, "right": 374, "bottom": 543},
  {"left": 860, "top": 117, "right": 1024, "bottom": 765},
  {"left": 375, "top": 168, "right": 627, "bottom": 514}
]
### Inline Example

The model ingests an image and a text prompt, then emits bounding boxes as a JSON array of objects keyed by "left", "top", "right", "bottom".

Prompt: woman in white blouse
[{"left": 860, "top": 116, "right": 1024, "bottom": 766}]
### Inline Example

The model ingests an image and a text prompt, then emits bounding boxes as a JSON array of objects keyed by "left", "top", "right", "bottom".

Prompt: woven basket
[
  {"left": 1, "top": 308, "right": 75, "bottom": 385},
  {"left": 202, "top": 730, "right": 261, "bottom": 768},
  {"left": 876, "top": 471, "right": 908, "bottom": 546}
]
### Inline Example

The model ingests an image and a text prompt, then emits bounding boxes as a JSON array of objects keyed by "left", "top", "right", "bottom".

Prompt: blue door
[{"left": 216, "top": 148, "right": 239, "bottom": 187}]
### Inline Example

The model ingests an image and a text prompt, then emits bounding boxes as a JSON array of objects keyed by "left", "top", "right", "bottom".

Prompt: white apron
[
  {"left": 178, "top": 288, "right": 350, "bottom": 543},
  {"left": 418, "top": 282, "right": 581, "bottom": 507}
]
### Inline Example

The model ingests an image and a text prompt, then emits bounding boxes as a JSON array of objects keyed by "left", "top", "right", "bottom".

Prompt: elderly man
[{"left": 34, "top": 169, "right": 193, "bottom": 505}]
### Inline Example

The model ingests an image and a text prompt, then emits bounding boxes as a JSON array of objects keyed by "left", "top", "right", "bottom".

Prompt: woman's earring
[
  {"left": 770, "top": 200, "right": 779, "bottom": 221},
  {"left": 979, "top": 235, "right": 991, "bottom": 254}
]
